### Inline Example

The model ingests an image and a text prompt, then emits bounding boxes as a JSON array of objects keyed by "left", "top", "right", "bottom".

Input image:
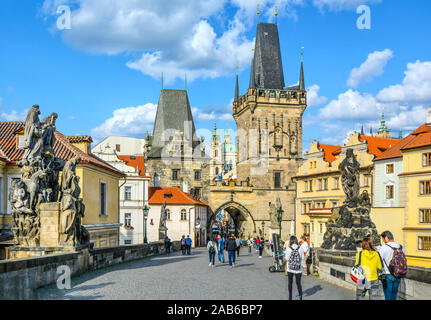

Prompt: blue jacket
[
  {"left": 218, "top": 238, "right": 225, "bottom": 250},
  {"left": 185, "top": 237, "right": 192, "bottom": 246}
]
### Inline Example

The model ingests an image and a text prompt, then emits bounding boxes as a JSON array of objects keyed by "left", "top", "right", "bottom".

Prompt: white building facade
[{"left": 93, "top": 144, "right": 150, "bottom": 245}]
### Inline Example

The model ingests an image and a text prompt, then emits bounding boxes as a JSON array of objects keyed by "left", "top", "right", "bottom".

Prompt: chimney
[{"left": 427, "top": 107, "right": 431, "bottom": 124}]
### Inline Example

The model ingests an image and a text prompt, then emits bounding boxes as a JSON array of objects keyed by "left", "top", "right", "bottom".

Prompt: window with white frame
[
  {"left": 333, "top": 176, "right": 340, "bottom": 189},
  {"left": 124, "top": 213, "right": 131, "bottom": 226},
  {"left": 100, "top": 180, "right": 107, "bottom": 216},
  {"left": 181, "top": 209, "right": 187, "bottom": 220},
  {"left": 386, "top": 164, "right": 394, "bottom": 174},
  {"left": 419, "top": 209, "right": 431, "bottom": 223},
  {"left": 124, "top": 186, "right": 132, "bottom": 200},
  {"left": 363, "top": 174, "right": 370, "bottom": 187}
]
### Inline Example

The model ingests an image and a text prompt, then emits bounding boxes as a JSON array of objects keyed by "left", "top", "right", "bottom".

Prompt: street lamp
[
  {"left": 143, "top": 204, "right": 150, "bottom": 244},
  {"left": 261, "top": 221, "right": 265, "bottom": 238}
]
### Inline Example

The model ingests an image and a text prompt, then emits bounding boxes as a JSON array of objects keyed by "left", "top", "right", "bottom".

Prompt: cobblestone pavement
[{"left": 36, "top": 247, "right": 355, "bottom": 300}]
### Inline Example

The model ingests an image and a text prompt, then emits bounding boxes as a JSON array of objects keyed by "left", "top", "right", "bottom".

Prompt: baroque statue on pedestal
[{"left": 9, "top": 105, "right": 89, "bottom": 248}]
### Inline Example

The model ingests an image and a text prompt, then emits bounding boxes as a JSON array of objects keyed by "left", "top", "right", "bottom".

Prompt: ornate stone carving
[{"left": 321, "top": 148, "right": 380, "bottom": 250}]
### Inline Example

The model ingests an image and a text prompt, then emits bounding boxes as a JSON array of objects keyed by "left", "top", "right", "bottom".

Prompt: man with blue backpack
[{"left": 377, "top": 230, "right": 407, "bottom": 300}]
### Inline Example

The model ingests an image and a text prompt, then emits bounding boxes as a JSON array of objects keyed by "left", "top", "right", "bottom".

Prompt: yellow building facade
[
  {"left": 371, "top": 122, "right": 431, "bottom": 268},
  {"left": 294, "top": 132, "right": 400, "bottom": 248}
]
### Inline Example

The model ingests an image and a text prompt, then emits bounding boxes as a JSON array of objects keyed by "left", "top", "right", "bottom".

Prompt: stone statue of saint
[
  {"left": 290, "top": 133, "right": 297, "bottom": 155},
  {"left": 23, "top": 105, "right": 43, "bottom": 160},
  {"left": 41, "top": 112, "right": 58, "bottom": 156},
  {"left": 159, "top": 201, "right": 167, "bottom": 229},
  {"left": 269, "top": 197, "right": 282, "bottom": 228},
  {"left": 339, "top": 148, "right": 360, "bottom": 207},
  {"left": 60, "top": 156, "right": 89, "bottom": 247}
]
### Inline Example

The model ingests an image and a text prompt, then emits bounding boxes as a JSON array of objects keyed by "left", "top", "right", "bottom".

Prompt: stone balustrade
[{"left": 0, "top": 241, "right": 180, "bottom": 300}]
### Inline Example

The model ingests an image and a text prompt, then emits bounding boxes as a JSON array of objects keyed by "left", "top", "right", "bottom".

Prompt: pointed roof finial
[
  {"left": 361, "top": 125, "right": 364, "bottom": 136},
  {"left": 370, "top": 127, "right": 373, "bottom": 136},
  {"left": 161, "top": 72, "right": 164, "bottom": 91},
  {"left": 275, "top": 5, "right": 278, "bottom": 24},
  {"left": 249, "top": 48, "right": 256, "bottom": 89}
]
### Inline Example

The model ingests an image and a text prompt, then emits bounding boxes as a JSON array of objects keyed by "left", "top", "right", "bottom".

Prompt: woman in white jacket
[{"left": 284, "top": 236, "right": 304, "bottom": 300}]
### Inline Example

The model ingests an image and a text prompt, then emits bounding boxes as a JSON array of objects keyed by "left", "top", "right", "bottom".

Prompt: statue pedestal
[
  {"left": 268, "top": 227, "right": 280, "bottom": 239},
  {"left": 10, "top": 202, "right": 79, "bottom": 259},
  {"left": 159, "top": 227, "right": 168, "bottom": 241},
  {"left": 39, "top": 202, "right": 61, "bottom": 247}
]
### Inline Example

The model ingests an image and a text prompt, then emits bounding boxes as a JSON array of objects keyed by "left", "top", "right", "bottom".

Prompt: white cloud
[
  {"left": 313, "top": 0, "right": 382, "bottom": 11},
  {"left": 91, "top": 103, "right": 157, "bottom": 140},
  {"left": 347, "top": 49, "right": 393, "bottom": 88},
  {"left": 319, "top": 89, "right": 384, "bottom": 120},
  {"left": 377, "top": 60, "right": 431, "bottom": 104},
  {"left": 41, "top": 0, "right": 368, "bottom": 83},
  {"left": 192, "top": 102, "right": 234, "bottom": 121},
  {"left": 1, "top": 109, "right": 27, "bottom": 121},
  {"left": 307, "top": 84, "right": 327, "bottom": 107}
]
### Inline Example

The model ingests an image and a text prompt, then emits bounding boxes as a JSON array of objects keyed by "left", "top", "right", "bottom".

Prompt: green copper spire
[{"left": 378, "top": 113, "right": 388, "bottom": 133}]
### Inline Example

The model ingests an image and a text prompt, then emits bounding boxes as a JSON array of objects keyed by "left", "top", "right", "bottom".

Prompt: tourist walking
[
  {"left": 217, "top": 234, "right": 226, "bottom": 263},
  {"left": 247, "top": 238, "right": 252, "bottom": 255},
  {"left": 355, "top": 237, "right": 382, "bottom": 300},
  {"left": 377, "top": 230, "right": 407, "bottom": 300},
  {"left": 235, "top": 236, "right": 241, "bottom": 257},
  {"left": 207, "top": 237, "right": 218, "bottom": 267},
  {"left": 185, "top": 235, "right": 192, "bottom": 255},
  {"left": 180, "top": 235, "right": 186, "bottom": 255},
  {"left": 284, "top": 235, "right": 304, "bottom": 300},
  {"left": 226, "top": 233, "right": 237, "bottom": 268},
  {"left": 300, "top": 235, "right": 310, "bottom": 275},
  {"left": 258, "top": 237, "right": 264, "bottom": 258},
  {"left": 164, "top": 236, "right": 171, "bottom": 256},
  {"left": 256, "top": 236, "right": 260, "bottom": 252}
]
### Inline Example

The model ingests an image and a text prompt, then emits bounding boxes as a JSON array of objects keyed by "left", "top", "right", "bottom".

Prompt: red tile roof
[
  {"left": 148, "top": 187, "right": 208, "bottom": 206},
  {"left": 359, "top": 135, "right": 400, "bottom": 158},
  {"left": 0, "top": 121, "right": 125, "bottom": 177},
  {"left": 318, "top": 144, "right": 341, "bottom": 163},
  {"left": 117, "top": 155, "right": 148, "bottom": 177},
  {"left": 401, "top": 131, "right": 431, "bottom": 151},
  {"left": 375, "top": 124, "right": 431, "bottom": 161}
]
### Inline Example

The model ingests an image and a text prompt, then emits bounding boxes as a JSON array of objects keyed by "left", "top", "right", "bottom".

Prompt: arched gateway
[{"left": 207, "top": 201, "right": 256, "bottom": 238}]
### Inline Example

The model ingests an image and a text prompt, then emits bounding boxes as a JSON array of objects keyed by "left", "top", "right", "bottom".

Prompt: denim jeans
[
  {"left": 181, "top": 245, "right": 185, "bottom": 255},
  {"left": 383, "top": 274, "right": 401, "bottom": 300},
  {"left": 209, "top": 252, "right": 215, "bottom": 265},
  {"left": 228, "top": 250, "right": 236, "bottom": 266},
  {"left": 218, "top": 248, "right": 225, "bottom": 262},
  {"left": 356, "top": 280, "right": 380, "bottom": 300},
  {"left": 248, "top": 246, "right": 251, "bottom": 254}
]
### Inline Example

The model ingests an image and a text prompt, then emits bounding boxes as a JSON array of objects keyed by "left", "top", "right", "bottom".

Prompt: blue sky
[{"left": 1, "top": 0, "right": 431, "bottom": 152}]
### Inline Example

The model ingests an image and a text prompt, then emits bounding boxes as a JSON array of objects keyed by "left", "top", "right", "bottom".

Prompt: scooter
[{"left": 268, "top": 251, "right": 285, "bottom": 272}]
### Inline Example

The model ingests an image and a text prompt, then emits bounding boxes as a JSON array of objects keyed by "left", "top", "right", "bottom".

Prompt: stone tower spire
[
  {"left": 234, "top": 69, "right": 239, "bottom": 103},
  {"left": 299, "top": 51, "right": 305, "bottom": 91},
  {"left": 249, "top": 23, "right": 285, "bottom": 89}
]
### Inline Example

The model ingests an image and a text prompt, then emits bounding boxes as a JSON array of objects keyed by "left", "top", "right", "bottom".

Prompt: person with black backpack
[
  {"left": 207, "top": 237, "right": 218, "bottom": 267},
  {"left": 164, "top": 236, "right": 171, "bottom": 256},
  {"left": 258, "top": 237, "right": 265, "bottom": 258},
  {"left": 284, "top": 236, "right": 304, "bottom": 300},
  {"left": 377, "top": 231, "right": 407, "bottom": 300}
]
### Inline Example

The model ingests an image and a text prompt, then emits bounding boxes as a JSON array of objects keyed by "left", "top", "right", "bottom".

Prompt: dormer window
[{"left": 17, "top": 135, "right": 24, "bottom": 149}]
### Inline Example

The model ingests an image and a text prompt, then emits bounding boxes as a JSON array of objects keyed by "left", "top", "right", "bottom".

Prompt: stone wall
[
  {"left": 314, "top": 248, "right": 431, "bottom": 300},
  {"left": 0, "top": 241, "right": 180, "bottom": 300}
]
